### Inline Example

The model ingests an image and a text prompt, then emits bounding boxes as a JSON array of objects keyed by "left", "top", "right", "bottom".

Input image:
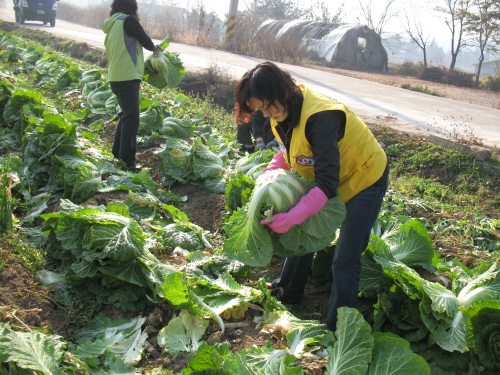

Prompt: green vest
[
  {"left": 271, "top": 85, "right": 387, "bottom": 203},
  {"left": 102, "top": 13, "right": 144, "bottom": 82}
]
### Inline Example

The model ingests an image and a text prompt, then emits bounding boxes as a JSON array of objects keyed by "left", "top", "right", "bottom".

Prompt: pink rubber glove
[
  {"left": 263, "top": 150, "right": 290, "bottom": 173},
  {"left": 260, "top": 187, "right": 328, "bottom": 233}
]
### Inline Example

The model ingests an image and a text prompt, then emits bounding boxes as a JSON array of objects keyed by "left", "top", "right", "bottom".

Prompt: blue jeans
[
  {"left": 272, "top": 165, "right": 389, "bottom": 331},
  {"left": 110, "top": 80, "right": 141, "bottom": 167}
]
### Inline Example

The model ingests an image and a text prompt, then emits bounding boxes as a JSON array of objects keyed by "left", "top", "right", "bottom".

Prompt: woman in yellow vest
[{"left": 234, "top": 61, "right": 389, "bottom": 331}]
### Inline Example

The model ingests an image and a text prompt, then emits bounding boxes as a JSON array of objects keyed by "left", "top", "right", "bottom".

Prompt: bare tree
[
  {"left": 302, "top": 1, "right": 345, "bottom": 23},
  {"left": 245, "top": 0, "right": 346, "bottom": 23},
  {"left": 357, "top": 0, "right": 400, "bottom": 36},
  {"left": 245, "top": 0, "right": 307, "bottom": 23},
  {"left": 466, "top": 0, "right": 500, "bottom": 83},
  {"left": 402, "top": 12, "right": 433, "bottom": 67},
  {"left": 436, "top": 0, "right": 472, "bottom": 70}
]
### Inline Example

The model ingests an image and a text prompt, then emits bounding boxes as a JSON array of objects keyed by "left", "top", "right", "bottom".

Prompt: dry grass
[
  {"left": 178, "top": 63, "right": 236, "bottom": 111},
  {"left": 57, "top": 3, "right": 108, "bottom": 29}
]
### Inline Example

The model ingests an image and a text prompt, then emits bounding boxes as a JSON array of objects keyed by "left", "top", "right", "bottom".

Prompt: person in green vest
[
  {"left": 102, "top": 0, "right": 161, "bottom": 172},
  {"left": 234, "top": 61, "right": 389, "bottom": 332}
]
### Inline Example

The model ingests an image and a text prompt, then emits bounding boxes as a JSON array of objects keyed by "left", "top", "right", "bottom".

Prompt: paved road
[{"left": 1, "top": 3, "right": 499, "bottom": 148}]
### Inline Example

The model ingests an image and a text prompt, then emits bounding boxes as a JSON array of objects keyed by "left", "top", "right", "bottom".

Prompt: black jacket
[{"left": 274, "top": 92, "right": 346, "bottom": 199}]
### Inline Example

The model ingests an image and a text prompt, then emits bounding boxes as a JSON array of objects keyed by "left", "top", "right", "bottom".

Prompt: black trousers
[
  {"left": 237, "top": 120, "right": 274, "bottom": 149},
  {"left": 110, "top": 79, "right": 141, "bottom": 167},
  {"left": 237, "top": 121, "right": 254, "bottom": 146}
]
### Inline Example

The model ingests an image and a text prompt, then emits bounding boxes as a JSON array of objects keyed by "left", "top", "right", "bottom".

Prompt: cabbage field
[{"left": 0, "top": 26, "right": 500, "bottom": 375}]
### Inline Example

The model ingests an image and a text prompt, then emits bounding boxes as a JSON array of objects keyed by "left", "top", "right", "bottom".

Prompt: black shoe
[
  {"left": 268, "top": 281, "right": 302, "bottom": 304},
  {"left": 239, "top": 145, "right": 255, "bottom": 154},
  {"left": 123, "top": 164, "right": 142, "bottom": 172}
]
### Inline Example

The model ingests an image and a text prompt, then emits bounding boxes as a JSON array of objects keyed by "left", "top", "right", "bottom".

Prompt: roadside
[{"left": 312, "top": 65, "right": 500, "bottom": 110}]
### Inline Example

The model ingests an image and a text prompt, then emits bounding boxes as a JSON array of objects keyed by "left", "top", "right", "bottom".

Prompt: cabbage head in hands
[{"left": 143, "top": 36, "right": 185, "bottom": 89}]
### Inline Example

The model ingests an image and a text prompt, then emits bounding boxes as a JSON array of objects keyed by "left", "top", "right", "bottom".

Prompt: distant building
[{"left": 473, "top": 60, "right": 499, "bottom": 78}]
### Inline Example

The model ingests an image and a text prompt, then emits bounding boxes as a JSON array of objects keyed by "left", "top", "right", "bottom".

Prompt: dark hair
[
  {"left": 110, "top": 0, "right": 139, "bottom": 17},
  {"left": 234, "top": 61, "right": 301, "bottom": 124}
]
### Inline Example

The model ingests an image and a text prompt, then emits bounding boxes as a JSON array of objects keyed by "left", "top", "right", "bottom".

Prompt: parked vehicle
[{"left": 13, "top": 0, "right": 60, "bottom": 27}]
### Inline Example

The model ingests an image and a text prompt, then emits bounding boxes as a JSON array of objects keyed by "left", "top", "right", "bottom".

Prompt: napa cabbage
[
  {"left": 234, "top": 149, "right": 275, "bottom": 174},
  {"left": 82, "top": 81, "right": 101, "bottom": 99},
  {"left": 223, "top": 169, "right": 346, "bottom": 267},
  {"left": 79, "top": 68, "right": 102, "bottom": 86},
  {"left": 191, "top": 137, "right": 224, "bottom": 179},
  {"left": 87, "top": 84, "right": 112, "bottom": 109},
  {"left": 159, "top": 137, "right": 225, "bottom": 190},
  {"left": 143, "top": 37, "right": 185, "bottom": 89},
  {"left": 20, "top": 46, "right": 43, "bottom": 66},
  {"left": 160, "top": 117, "right": 196, "bottom": 138},
  {"left": 56, "top": 65, "right": 82, "bottom": 91},
  {"left": 138, "top": 105, "right": 163, "bottom": 135},
  {"left": 105, "top": 94, "right": 120, "bottom": 117}
]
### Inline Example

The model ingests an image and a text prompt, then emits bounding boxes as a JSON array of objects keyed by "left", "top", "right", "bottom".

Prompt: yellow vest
[{"left": 271, "top": 85, "right": 387, "bottom": 203}]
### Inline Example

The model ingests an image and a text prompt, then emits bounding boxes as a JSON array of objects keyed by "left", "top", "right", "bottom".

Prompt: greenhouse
[{"left": 255, "top": 19, "right": 388, "bottom": 73}]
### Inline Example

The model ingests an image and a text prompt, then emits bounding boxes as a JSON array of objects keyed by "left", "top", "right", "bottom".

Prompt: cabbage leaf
[
  {"left": 0, "top": 323, "right": 64, "bottom": 375},
  {"left": 157, "top": 309, "right": 209, "bottom": 358},
  {"left": 144, "top": 37, "right": 185, "bottom": 89}
]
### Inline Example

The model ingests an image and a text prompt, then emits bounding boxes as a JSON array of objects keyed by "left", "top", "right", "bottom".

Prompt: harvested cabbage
[
  {"left": 223, "top": 169, "right": 346, "bottom": 266},
  {"left": 143, "top": 37, "right": 185, "bottom": 89}
]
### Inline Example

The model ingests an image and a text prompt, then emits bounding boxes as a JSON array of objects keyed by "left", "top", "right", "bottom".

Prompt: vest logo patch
[{"left": 296, "top": 156, "right": 314, "bottom": 166}]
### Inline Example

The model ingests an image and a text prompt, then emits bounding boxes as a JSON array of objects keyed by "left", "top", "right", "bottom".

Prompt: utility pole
[{"left": 225, "top": 0, "right": 238, "bottom": 42}]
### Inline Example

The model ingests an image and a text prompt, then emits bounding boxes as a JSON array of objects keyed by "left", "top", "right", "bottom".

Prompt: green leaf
[
  {"left": 97, "top": 259, "right": 150, "bottom": 287},
  {"left": 191, "top": 137, "right": 224, "bottom": 179},
  {"left": 138, "top": 105, "right": 163, "bottom": 135},
  {"left": 277, "top": 226, "right": 336, "bottom": 256},
  {"left": 157, "top": 310, "right": 209, "bottom": 358},
  {"left": 0, "top": 324, "right": 64, "bottom": 375},
  {"left": 420, "top": 280, "right": 465, "bottom": 352},
  {"left": 160, "top": 138, "right": 192, "bottom": 183},
  {"left": 101, "top": 221, "right": 145, "bottom": 259},
  {"left": 160, "top": 117, "right": 196, "bottom": 138},
  {"left": 381, "top": 219, "right": 439, "bottom": 272},
  {"left": 368, "top": 332, "right": 430, "bottom": 374},
  {"left": 227, "top": 342, "right": 285, "bottom": 374},
  {"left": 182, "top": 342, "right": 232, "bottom": 375},
  {"left": 86, "top": 355, "right": 136, "bottom": 375},
  {"left": 162, "top": 271, "right": 192, "bottom": 308},
  {"left": 74, "top": 316, "right": 147, "bottom": 365},
  {"left": 225, "top": 173, "right": 254, "bottom": 211},
  {"left": 301, "top": 197, "right": 346, "bottom": 238},
  {"left": 466, "top": 300, "right": 500, "bottom": 370},
  {"left": 286, "top": 325, "right": 328, "bottom": 358},
  {"left": 326, "top": 307, "right": 374, "bottom": 375},
  {"left": 223, "top": 208, "right": 273, "bottom": 267}
]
